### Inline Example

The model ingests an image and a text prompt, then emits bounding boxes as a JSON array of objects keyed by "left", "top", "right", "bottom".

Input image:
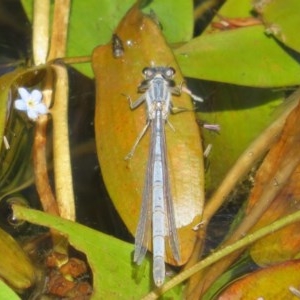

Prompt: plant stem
[
  {"left": 51, "top": 63, "right": 75, "bottom": 220},
  {"left": 33, "top": 114, "right": 59, "bottom": 215},
  {"left": 48, "top": 0, "right": 71, "bottom": 60},
  {"left": 33, "top": 0, "right": 50, "bottom": 65}
]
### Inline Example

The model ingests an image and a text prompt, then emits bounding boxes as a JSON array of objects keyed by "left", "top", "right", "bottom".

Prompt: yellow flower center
[{"left": 27, "top": 98, "right": 35, "bottom": 108}]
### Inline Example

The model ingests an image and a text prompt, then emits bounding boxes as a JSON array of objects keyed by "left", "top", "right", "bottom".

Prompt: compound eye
[
  {"left": 165, "top": 67, "right": 175, "bottom": 78},
  {"left": 142, "top": 67, "right": 154, "bottom": 79}
]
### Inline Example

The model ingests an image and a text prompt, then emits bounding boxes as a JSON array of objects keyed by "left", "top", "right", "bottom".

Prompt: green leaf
[
  {"left": 199, "top": 84, "right": 284, "bottom": 192},
  {"left": 0, "top": 280, "right": 20, "bottom": 300},
  {"left": 211, "top": 0, "right": 254, "bottom": 17},
  {"left": 21, "top": 0, "right": 194, "bottom": 77},
  {"left": 175, "top": 26, "right": 300, "bottom": 87},
  {"left": 175, "top": 0, "right": 300, "bottom": 87},
  {"left": 13, "top": 205, "right": 181, "bottom": 299},
  {"left": 142, "top": 0, "right": 194, "bottom": 43},
  {"left": 257, "top": 0, "right": 300, "bottom": 53}
]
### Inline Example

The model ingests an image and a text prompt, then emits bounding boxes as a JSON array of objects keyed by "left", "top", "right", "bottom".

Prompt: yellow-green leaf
[
  {"left": 256, "top": 0, "right": 300, "bottom": 53},
  {"left": 175, "top": 25, "right": 300, "bottom": 87},
  {"left": 0, "top": 227, "right": 35, "bottom": 290},
  {"left": 0, "top": 280, "right": 21, "bottom": 300}
]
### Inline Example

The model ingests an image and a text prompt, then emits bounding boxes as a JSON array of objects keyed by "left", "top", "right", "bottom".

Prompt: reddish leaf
[{"left": 217, "top": 260, "right": 300, "bottom": 299}]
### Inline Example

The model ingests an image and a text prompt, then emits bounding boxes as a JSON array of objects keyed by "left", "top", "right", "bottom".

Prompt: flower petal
[
  {"left": 35, "top": 103, "right": 48, "bottom": 115},
  {"left": 27, "top": 109, "right": 38, "bottom": 120},
  {"left": 18, "top": 87, "right": 30, "bottom": 100},
  {"left": 15, "top": 87, "right": 46, "bottom": 121},
  {"left": 14, "top": 99, "right": 27, "bottom": 111},
  {"left": 31, "top": 89, "right": 43, "bottom": 103}
]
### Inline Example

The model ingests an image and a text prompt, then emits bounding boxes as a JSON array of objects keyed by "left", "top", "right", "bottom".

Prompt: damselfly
[{"left": 126, "top": 66, "right": 191, "bottom": 286}]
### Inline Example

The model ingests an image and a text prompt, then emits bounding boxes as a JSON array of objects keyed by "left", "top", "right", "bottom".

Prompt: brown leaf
[{"left": 248, "top": 99, "right": 300, "bottom": 265}]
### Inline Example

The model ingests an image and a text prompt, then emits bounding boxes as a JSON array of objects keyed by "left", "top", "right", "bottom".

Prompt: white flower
[{"left": 14, "top": 87, "right": 48, "bottom": 121}]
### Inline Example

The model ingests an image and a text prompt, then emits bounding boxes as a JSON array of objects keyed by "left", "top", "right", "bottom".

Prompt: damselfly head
[{"left": 142, "top": 67, "right": 176, "bottom": 80}]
